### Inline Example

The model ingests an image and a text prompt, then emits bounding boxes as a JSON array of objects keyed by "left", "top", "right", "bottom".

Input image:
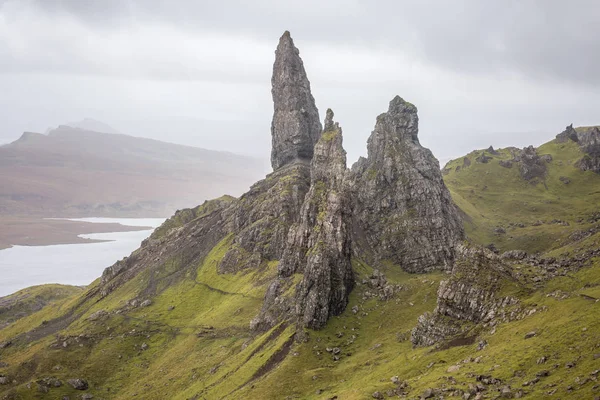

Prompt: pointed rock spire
[
  {"left": 350, "top": 95, "right": 464, "bottom": 273},
  {"left": 270, "top": 31, "right": 322, "bottom": 170},
  {"left": 556, "top": 123, "right": 579, "bottom": 143}
]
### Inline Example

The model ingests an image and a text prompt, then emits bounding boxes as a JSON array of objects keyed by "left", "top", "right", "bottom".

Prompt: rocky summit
[
  {"left": 350, "top": 96, "right": 464, "bottom": 273},
  {"left": 1, "top": 32, "right": 600, "bottom": 400},
  {"left": 270, "top": 31, "right": 322, "bottom": 171}
]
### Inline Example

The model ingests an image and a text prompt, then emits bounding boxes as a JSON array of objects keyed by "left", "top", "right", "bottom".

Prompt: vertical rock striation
[
  {"left": 255, "top": 110, "right": 354, "bottom": 331},
  {"left": 270, "top": 31, "right": 322, "bottom": 171},
  {"left": 350, "top": 96, "right": 464, "bottom": 273}
]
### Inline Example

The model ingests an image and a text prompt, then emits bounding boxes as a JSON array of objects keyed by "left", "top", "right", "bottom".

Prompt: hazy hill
[{"left": 0, "top": 125, "right": 267, "bottom": 217}]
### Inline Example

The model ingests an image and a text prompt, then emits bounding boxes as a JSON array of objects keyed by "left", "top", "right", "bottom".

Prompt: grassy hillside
[
  {"left": 1, "top": 135, "right": 599, "bottom": 399},
  {"left": 0, "top": 241, "right": 598, "bottom": 399},
  {"left": 443, "top": 138, "right": 600, "bottom": 253}
]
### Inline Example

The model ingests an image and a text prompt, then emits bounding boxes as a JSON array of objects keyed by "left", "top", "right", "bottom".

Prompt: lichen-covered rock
[
  {"left": 514, "top": 146, "right": 548, "bottom": 182},
  {"left": 270, "top": 31, "right": 322, "bottom": 170},
  {"left": 411, "top": 245, "right": 519, "bottom": 347},
  {"left": 218, "top": 163, "right": 311, "bottom": 273},
  {"left": 255, "top": 110, "right": 354, "bottom": 330},
  {"left": 555, "top": 124, "right": 579, "bottom": 143},
  {"left": 575, "top": 126, "right": 600, "bottom": 173},
  {"left": 349, "top": 96, "right": 464, "bottom": 273}
]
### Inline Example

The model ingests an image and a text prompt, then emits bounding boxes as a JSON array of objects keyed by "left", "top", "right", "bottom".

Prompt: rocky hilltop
[
  {"left": 1, "top": 32, "right": 599, "bottom": 400},
  {"left": 95, "top": 31, "right": 463, "bottom": 334}
]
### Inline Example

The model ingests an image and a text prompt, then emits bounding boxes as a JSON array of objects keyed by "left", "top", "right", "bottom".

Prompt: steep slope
[{"left": 0, "top": 126, "right": 265, "bottom": 217}]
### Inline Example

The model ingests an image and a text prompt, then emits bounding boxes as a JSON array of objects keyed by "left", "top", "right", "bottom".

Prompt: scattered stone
[
  {"left": 140, "top": 299, "right": 152, "bottom": 307},
  {"left": 476, "top": 152, "right": 493, "bottom": 163},
  {"left": 447, "top": 365, "right": 461, "bottom": 373},
  {"left": 141, "top": 343, "right": 149, "bottom": 351},
  {"left": 500, "top": 385, "right": 513, "bottom": 398},
  {"left": 477, "top": 340, "right": 488, "bottom": 351},
  {"left": 81, "top": 394, "right": 93, "bottom": 400},
  {"left": 87, "top": 310, "right": 108, "bottom": 321},
  {"left": 391, "top": 376, "right": 400, "bottom": 384},
  {"left": 0, "top": 375, "right": 9, "bottom": 385},
  {"left": 372, "top": 391, "right": 384, "bottom": 399},
  {"left": 422, "top": 388, "right": 435, "bottom": 398},
  {"left": 559, "top": 176, "right": 571, "bottom": 185},
  {"left": 499, "top": 160, "right": 513, "bottom": 168},
  {"left": 167, "top": 305, "right": 175, "bottom": 311},
  {"left": 537, "top": 356, "right": 547, "bottom": 364},
  {"left": 67, "top": 379, "right": 89, "bottom": 390},
  {"left": 0, "top": 341, "right": 11, "bottom": 349},
  {"left": 351, "top": 305, "right": 359, "bottom": 314},
  {"left": 524, "top": 331, "right": 537, "bottom": 339},
  {"left": 536, "top": 370, "right": 550, "bottom": 378}
]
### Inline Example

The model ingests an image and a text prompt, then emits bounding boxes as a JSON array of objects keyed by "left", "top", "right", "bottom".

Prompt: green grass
[{"left": 444, "top": 139, "right": 600, "bottom": 253}]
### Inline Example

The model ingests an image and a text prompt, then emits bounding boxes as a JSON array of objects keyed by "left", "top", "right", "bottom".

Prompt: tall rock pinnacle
[
  {"left": 350, "top": 96, "right": 464, "bottom": 273},
  {"left": 270, "top": 31, "right": 322, "bottom": 170}
]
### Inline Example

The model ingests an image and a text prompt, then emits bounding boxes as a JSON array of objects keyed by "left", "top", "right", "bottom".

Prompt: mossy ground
[{"left": 444, "top": 140, "right": 600, "bottom": 253}]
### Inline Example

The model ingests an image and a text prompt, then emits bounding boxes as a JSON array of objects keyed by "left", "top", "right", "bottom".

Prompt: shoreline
[{"left": 0, "top": 216, "right": 158, "bottom": 250}]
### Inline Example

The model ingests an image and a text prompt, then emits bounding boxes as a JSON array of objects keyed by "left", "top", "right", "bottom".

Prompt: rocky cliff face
[
  {"left": 270, "top": 31, "right": 322, "bottom": 171},
  {"left": 349, "top": 96, "right": 464, "bottom": 273},
  {"left": 411, "top": 245, "right": 520, "bottom": 347},
  {"left": 575, "top": 126, "right": 600, "bottom": 173},
  {"left": 253, "top": 110, "right": 354, "bottom": 331}
]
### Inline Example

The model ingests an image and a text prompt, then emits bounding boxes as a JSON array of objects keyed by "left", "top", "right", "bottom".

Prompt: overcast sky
[{"left": 1, "top": 0, "right": 599, "bottom": 166}]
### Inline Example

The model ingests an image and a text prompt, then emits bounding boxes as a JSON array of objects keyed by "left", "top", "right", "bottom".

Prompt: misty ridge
[{"left": 0, "top": 122, "right": 267, "bottom": 217}]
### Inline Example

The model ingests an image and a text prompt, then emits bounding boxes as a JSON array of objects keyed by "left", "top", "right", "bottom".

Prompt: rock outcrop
[
  {"left": 555, "top": 124, "right": 579, "bottom": 143},
  {"left": 512, "top": 146, "right": 550, "bottom": 182},
  {"left": 349, "top": 96, "right": 464, "bottom": 273},
  {"left": 411, "top": 245, "right": 519, "bottom": 347},
  {"left": 575, "top": 126, "right": 600, "bottom": 173},
  {"left": 270, "top": 31, "right": 322, "bottom": 171},
  {"left": 255, "top": 110, "right": 354, "bottom": 331}
]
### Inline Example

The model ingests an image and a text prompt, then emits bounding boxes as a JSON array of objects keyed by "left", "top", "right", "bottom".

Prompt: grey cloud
[
  {"left": 14, "top": 0, "right": 600, "bottom": 86},
  {"left": 0, "top": 0, "right": 599, "bottom": 166}
]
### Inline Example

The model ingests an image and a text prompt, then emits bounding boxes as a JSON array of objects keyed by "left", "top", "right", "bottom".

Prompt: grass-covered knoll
[
  {"left": 443, "top": 137, "right": 600, "bottom": 253},
  {"left": 151, "top": 195, "right": 236, "bottom": 240},
  {"left": 0, "top": 284, "right": 83, "bottom": 329}
]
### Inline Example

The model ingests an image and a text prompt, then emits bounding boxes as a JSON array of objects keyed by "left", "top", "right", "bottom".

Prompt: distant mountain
[
  {"left": 66, "top": 118, "right": 121, "bottom": 135},
  {"left": 0, "top": 125, "right": 267, "bottom": 217}
]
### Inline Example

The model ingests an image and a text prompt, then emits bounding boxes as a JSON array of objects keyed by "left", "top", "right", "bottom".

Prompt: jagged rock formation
[
  {"left": 88, "top": 33, "right": 464, "bottom": 335},
  {"left": 411, "top": 245, "right": 520, "bottom": 347},
  {"left": 257, "top": 110, "right": 354, "bottom": 330},
  {"left": 349, "top": 96, "right": 464, "bottom": 273},
  {"left": 511, "top": 145, "right": 550, "bottom": 182},
  {"left": 555, "top": 123, "right": 579, "bottom": 143},
  {"left": 575, "top": 126, "right": 600, "bottom": 173},
  {"left": 270, "top": 31, "right": 322, "bottom": 170}
]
